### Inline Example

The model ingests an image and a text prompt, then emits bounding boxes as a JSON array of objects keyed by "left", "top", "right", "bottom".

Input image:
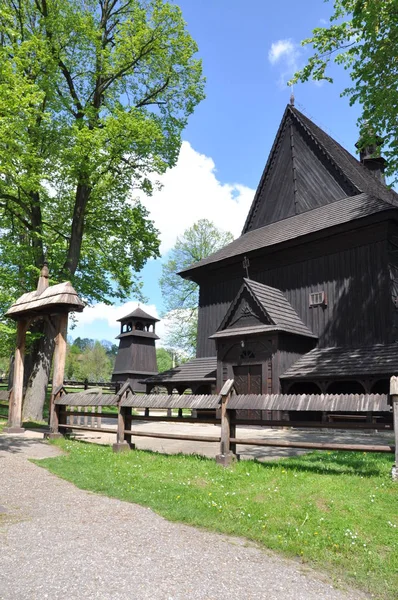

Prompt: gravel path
[{"left": 0, "top": 435, "right": 368, "bottom": 600}]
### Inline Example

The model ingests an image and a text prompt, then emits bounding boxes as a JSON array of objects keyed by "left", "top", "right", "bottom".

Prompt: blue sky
[{"left": 73, "top": 0, "right": 363, "bottom": 344}]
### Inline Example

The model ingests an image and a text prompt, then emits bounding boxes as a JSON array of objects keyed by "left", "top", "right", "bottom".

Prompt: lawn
[{"left": 36, "top": 439, "right": 398, "bottom": 600}]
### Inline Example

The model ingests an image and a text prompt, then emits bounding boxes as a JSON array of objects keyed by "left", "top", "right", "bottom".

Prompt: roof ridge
[
  {"left": 291, "top": 106, "right": 398, "bottom": 206},
  {"left": 242, "top": 106, "right": 292, "bottom": 234}
]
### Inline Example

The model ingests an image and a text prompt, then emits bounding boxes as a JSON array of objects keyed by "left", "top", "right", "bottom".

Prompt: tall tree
[
  {"left": 0, "top": 0, "right": 205, "bottom": 419},
  {"left": 291, "top": 0, "right": 398, "bottom": 180},
  {"left": 159, "top": 219, "right": 233, "bottom": 356}
]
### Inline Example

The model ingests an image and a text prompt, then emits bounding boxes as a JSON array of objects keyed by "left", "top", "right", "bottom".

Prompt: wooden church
[{"left": 143, "top": 103, "right": 398, "bottom": 397}]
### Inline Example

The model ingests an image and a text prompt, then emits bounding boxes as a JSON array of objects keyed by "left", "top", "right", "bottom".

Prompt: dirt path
[{"left": 0, "top": 433, "right": 369, "bottom": 600}]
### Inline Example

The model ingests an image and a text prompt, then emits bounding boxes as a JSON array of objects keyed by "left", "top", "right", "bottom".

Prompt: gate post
[
  {"left": 390, "top": 376, "right": 398, "bottom": 481},
  {"left": 216, "top": 379, "right": 238, "bottom": 467}
]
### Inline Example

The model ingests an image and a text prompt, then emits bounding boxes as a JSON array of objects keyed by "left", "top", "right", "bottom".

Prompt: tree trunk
[{"left": 22, "top": 319, "right": 55, "bottom": 422}]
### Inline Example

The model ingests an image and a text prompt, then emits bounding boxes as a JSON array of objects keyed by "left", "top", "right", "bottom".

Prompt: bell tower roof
[{"left": 117, "top": 306, "right": 159, "bottom": 323}]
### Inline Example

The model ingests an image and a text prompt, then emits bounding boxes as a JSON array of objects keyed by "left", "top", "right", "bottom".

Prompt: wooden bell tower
[{"left": 112, "top": 307, "right": 159, "bottom": 391}]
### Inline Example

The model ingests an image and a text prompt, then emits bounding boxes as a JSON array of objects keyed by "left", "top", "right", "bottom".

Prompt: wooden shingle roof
[
  {"left": 210, "top": 278, "right": 316, "bottom": 340},
  {"left": 242, "top": 105, "right": 398, "bottom": 235},
  {"left": 6, "top": 281, "right": 84, "bottom": 319},
  {"left": 142, "top": 356, "right": 217, "bottom": 384},
  {"left": 291, "top": 107, "right": 398, "bottom": 208},
  {"left": 118, "top": 307, "right": 159, "bottom": 322},
  {"left": 180, "top": 193, "right": 392, "bottom": 277},
  {"left": 281, "top": 343, "right": 398, "bottom": 380}
]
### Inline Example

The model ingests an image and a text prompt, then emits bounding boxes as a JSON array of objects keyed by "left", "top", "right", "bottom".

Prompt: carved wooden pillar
[
  {"left": 49, "top": 313, "right": 68, "bottom": 433},
  {"left": 216, "top": 379, "right": 238, "bottom": 467},
  {"left": 5, "top": 319, "right": 29, "bottom": 432}
]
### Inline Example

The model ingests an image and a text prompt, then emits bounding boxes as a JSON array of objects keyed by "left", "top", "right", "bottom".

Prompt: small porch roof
[
  {"left": 142, "top": 357, "right": 217, "bottom": 385},
  {"left": 281, "top": 343, "right": 398, "bottom": 380}
]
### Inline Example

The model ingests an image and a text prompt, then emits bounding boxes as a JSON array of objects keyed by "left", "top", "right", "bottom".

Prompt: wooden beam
[
  {"left": 124, "top": 430, "right": 220, "bottom": 443},
  {"left": 390, "top": 376, "right": 398, "bottom": 481},
  {"left": 230, "top": 437, "right": 394, "bottom": 453},
  {"left": 5, "top": 319, "right": 29, "bottom": 432},
  {"left": 50, "top": 313, "right": 68, "bottom": 433}
]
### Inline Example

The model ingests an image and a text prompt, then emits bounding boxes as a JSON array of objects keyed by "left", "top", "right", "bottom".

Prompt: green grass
[{"left": 36, "top": 439, "right": 398, "bottom": 599}]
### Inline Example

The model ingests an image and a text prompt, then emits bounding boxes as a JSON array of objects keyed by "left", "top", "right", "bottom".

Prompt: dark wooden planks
[
  {"left": 55, "top": 393, "right": 118, "bottom": 406},
  {"left": 120, "top": 393, "right": 220, "bottom": 409},
  {"left": 227, "top": 393, "right": 390, "bottom": 412}
]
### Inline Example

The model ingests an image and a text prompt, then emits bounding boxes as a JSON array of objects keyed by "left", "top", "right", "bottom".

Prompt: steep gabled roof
[
  {"left": 292, "top": 108, "right": 398, "bottom": 207},
  {"left": 210, "top": 278, "right": 316, "bottom": 340},
  {"left": 118, "top": 307, "right": 159, "bottom": 322},
  {"left": 243, "top": 105, "right": 398, "bottom": 234},
  {"left": 180, "top": 193, "right": 393, "bottom": 277}
]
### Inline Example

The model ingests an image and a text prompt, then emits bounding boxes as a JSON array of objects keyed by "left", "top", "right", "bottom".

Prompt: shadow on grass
[
  {"left": 252, "top": 451, "right": 392, "bottom": 478},
  {"left": 55, "top": 435, "right": 391, "bottom": 478}
]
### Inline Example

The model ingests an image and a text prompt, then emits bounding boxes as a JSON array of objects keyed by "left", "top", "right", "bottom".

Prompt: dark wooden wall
[
  {"left": 196, "top": 222, "right": 392, "bottom": 358},
  {"left": 113, "top": 336, "right": 157, "bottom": 374}
]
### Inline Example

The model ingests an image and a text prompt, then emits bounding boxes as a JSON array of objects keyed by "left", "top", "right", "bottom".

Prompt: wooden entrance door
[{"left": 233, "top": 365, "right": 262, "bottom": 394}]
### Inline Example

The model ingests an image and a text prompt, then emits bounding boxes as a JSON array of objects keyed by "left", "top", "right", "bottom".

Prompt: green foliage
[
  {"left": 156, "top": 347, "right": 173, "bottom": 372},
  {"left": 159, "top": 219, "right": 233, "bottom": 355},
  {"left": 40, "top": 442, "right": 398, "bottom": 600},
  {"left": 0, "top": 0, "right": 205, "bottom": 307},
  {"left": 291, "top": 0, "right": 398, "bottom": 181},
  {"left": 65, "top": 339, "right": 114, "bottom": 381}
]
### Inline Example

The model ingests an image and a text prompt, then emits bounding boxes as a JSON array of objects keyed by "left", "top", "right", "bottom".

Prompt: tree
[
  {"left": 159, "top": 219, "right": 233, "bottom": 355},
  {"left": 156, "top": 347, "right": 173, "bottom": 372},
  {"left": 291, "top": 0, "right": 398, "bottom": 180},
  {"left": 78, "top": 341, "right": 113, "bottom": 381},
  {"left": 0, "top": 0, "right": 205, "bottom": 419}
]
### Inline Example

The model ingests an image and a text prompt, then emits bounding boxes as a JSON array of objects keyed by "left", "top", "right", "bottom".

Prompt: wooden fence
[{"left": 51, "top": 378, "right": 398, "bottom": 479}]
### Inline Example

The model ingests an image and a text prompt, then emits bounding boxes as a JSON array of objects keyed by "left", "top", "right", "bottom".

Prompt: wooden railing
[{"left": 51, "top": 378, "right": 398, "bottom": 479}]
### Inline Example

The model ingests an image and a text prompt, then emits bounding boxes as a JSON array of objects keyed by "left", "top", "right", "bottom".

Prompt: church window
[
  {"left": 240, "top": 349, "right": 255, "bottom": 359},
  {"left": 309, "top": 291, "right": 326, "bottom": 307}
]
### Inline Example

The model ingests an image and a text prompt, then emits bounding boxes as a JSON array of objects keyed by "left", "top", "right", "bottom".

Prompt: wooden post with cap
[
  {"left": 216, "top": 379, "right": 238, "bottom": 467},
  {"left": 4, "top": 319, "right": 29, "bottom": 432},
  {"left": 49, "top": 312, "right": 68, "bottom": 436},
  {"left": 390, "top": 376, "right": 398, "bottom": 481}
]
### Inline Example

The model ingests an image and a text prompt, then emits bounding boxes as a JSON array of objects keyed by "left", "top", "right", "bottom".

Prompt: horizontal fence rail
[{"left": 49, "top": 379, "right": 398, "bottom": 480}]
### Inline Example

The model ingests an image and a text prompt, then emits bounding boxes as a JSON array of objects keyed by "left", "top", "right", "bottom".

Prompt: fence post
[
  {"left": 113, "top": 393, "right": 131, "bottom": 453},
  {"left": 216, "top": 379, "right": 238, "bottom": 467},
  {"left": 390, "top": 376, "right": 398, "bottom": 481},
  {"left": 47, "top": 386, "right": 65, "bottom": 439}
]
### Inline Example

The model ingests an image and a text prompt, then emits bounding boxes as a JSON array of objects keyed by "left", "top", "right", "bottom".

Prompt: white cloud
[
  {"left": 268, "top": 39, "right": 296, "bottom": 65},
  {"left": 136, "top": 141, "right": 255, "bottom": 254},
  {"left": 268, "top": 38, "right": 301, "bottom": 88},
  {"left": 72, "top": 143, "right": 255, "bottom": 343}
]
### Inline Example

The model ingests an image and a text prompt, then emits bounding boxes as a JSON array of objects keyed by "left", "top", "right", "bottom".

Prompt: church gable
[
  {"left": 243, "top": 106, "right": 359, "bottom": 234},
  {"left": 224, "top": 288, "right": 272, "bottom": 330}
]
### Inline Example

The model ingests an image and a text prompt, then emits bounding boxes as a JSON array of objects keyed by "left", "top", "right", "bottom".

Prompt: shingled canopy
[
  {"left": 210, "top": 278, "right": 317, "bottom": 340},
  {"left": 142, "top": 357, "right": 217, "bottom": 394},
  {"left": 4, "top": 264, "right": 84, "bottom": 433},
  {"left": 281, "top": 343, "right": 398, "bottom": 381}
]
